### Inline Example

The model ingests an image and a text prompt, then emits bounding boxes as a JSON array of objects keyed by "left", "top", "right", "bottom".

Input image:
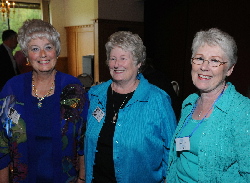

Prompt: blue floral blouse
[{"left": 0, "top": 71, "right": 88, "bottom": 183}]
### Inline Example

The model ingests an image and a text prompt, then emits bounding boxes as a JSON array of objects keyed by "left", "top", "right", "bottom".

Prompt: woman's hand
[
  {"left": 0, "top": 165, "right": 9, "bottom": 183},
  {"left": 76, "top": 177, "right": 85, "bottom": 182},
  {"left": 77, "top": 155, "right": 85, "bottom": 183}
]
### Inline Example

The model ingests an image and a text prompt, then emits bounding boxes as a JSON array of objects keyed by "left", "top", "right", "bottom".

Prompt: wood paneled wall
[
  {"left": 56, "top": 57, "right": 68, "bottom": 73},
  {"left": 65, "top": 25, "right": 94, "bottom": 77}
]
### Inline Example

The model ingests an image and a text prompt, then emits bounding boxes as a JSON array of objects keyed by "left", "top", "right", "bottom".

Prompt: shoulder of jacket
[
  {"left": 88, "top": 81, "right": 111, "bottom": 97},
  {"left": 182, "top": 93, "right": 198, "bottom": 107}
]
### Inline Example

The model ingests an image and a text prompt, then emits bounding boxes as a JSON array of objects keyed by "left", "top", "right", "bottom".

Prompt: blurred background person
[
  {"left": 0, "top": 29, "right": 19, "bottom": 90},
  {"left": 85, "top": 31, "right": 176, "bottom": 183},
  {"left": 167, "top": 28, "right": 250, "bottom": 182},
  {"left": 0, "top": 19, "right": 87, "bottom": 183}
]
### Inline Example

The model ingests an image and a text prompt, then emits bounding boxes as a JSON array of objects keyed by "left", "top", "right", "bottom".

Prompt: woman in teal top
[
  {"left": 167, "top": 28, "right": 250, "bottom": 182},
  {"left": 85, "top": 31, "right": 176, "bottom": 183}
]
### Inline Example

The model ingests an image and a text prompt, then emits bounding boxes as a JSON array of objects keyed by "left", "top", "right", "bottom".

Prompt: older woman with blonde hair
[
  {"left": 0, "top": 19, "right": 87, "bottom": 183},
  {"left": 84, "top": 31, "right": 176, "bottom": 183},
  {"left": 167, "top": 28, "right": 250, "bottom": 182}
]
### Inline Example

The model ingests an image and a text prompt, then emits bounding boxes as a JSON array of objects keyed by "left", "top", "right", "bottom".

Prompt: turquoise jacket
[
  {"left": 85, "top": 74, "right": 177, "bottom": 183},
  {"left": 167, "top": 82, "right": 250, "bottom": 182}
]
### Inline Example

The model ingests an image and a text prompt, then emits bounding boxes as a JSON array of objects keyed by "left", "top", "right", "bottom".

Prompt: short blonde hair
[
  {"left": 18, "top": 19, "right": 61, "bottom": 57},
  {"left": 192, "top": 28, "right": 237, "bottom": 67},
  {"left": 105, "top": 31, "right": 146, "bottom": 67}
]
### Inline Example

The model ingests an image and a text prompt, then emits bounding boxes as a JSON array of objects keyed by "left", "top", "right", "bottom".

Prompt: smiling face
[
  {"left": 27, "top": 37, "right": 57, "bottom": 73},
  {"left": 108, "top": 47, "right": 141, "bottom": 84},
  {"left": 191, "top": 44, "right": 234, "bottom": 93}
]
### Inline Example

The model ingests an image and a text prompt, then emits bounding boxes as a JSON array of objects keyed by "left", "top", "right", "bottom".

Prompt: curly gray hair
[
  {"left": 192, "top": 28, "right": 237, "bottom": 68},
  {"left": 105, "top": 31, "right": 146, "bottom": 67},
  {"left": 18, "top": 19, "right": 61, "bottom": 57}
]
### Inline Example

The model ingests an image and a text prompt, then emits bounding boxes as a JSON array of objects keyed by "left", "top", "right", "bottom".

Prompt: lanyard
[{"left": 178, "top": 86, "right": 225, "bottom": 138}]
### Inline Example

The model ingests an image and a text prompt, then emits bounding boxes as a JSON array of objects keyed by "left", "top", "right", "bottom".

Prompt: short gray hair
[
  {"left": 191, "top": 28, "right": 237, "bottom": 67},
  {"left": 18, "top": 19, "right": 61, "bottom": 57},
  {"left": 105, "top": 31, "right": 146, "bottom": 67}
]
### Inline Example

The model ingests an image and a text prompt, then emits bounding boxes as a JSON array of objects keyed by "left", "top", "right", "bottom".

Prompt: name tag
[
  {"left": 175, "top": 137, "right": 190, "bottom": 151},
  {"left": 92, "top": 107, "right": 105, "bottom": 122},
  {"left": 8, "top": 107, "right": 20, "bottom": 124}
]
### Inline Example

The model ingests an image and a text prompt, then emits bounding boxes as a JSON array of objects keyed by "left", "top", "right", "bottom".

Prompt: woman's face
[
  {"left": 27, "top": 37, "right": 57, "bottom": 73},
  {"left": 108, "top": 46, "right": 141, "bottom": 83},
  {"left": 191, "top": 44, "right": 234, "bottom": 93}
]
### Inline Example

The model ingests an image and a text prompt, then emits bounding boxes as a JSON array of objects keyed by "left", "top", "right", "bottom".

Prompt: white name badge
[
  {"left": 92, "top": 107, "right": 105, "bottom": 122},
  {"left": 175, "top": 137, "right": 190, "bottom": 151},
  {"left": 8, "top": 107, "right": 20, "bottom": 124}
]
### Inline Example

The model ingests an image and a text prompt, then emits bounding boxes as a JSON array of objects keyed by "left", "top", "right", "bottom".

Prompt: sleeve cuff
[{"left": 0, "top": 153, "right": 11, "bottom": 169}]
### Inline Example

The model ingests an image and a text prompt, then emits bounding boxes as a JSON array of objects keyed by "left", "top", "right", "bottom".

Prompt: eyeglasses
[{"left": 191, "top": 57, "right": 227, "bottom": 67}]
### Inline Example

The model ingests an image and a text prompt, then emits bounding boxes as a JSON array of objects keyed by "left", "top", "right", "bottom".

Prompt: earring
[
  {"left": 26, "top": 58, "right": 30, "bottom": 66},
  {"left": 137, "top": 68, "right": 141, "bottom": 74}
]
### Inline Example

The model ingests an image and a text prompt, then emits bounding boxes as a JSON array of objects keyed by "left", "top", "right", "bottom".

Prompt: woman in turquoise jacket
[
  {"left": 84, "top": 31, "right": 177, "bottom": 183},
  {"left": 167, "top": 28, "right": 250, "bottom": 182}
]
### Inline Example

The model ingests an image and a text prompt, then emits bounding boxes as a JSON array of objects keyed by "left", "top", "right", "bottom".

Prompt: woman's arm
[
  {"left": 235, "top": 117, "right": 250, "bottom": 181},
  {"left": 0, "top": 166, "right": 9, "bottom": 183},
  {"left": 77, "top": 155, "right": 85, "bottom": 182},
  {"left": 160, "top": 93, "right": 177, "bottom": 180}
]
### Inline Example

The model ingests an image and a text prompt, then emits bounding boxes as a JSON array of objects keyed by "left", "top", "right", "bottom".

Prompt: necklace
[
  {"left": 197, "top": 84, "right": 226, "bottom": 118},
  {"left": 198, "top": 110, "right": 203, "bottom": 117},
  {"left": 111, "top": 80, "right": 138, "bottom": 123},
  {"left": 197, "top": 99, "right": 212, "bottom": 118},
  {"left": 111, "top": 89, "right": 129, "bottom": 123},
  {"left": 32, "top": 78, "right": 55, "bottom": 108}
]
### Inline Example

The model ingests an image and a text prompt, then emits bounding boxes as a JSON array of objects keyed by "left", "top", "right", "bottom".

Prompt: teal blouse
[
  {"left": 85, "top": 74, "right": 177, "bottom": 183},
  {"left": 168, "top": 82, "right": 250, "bottom": 182},
  {"left": 175, "top": 118, "right": 206, "bottom": 182}
]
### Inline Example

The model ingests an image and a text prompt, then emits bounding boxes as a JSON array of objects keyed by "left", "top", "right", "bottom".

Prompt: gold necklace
[
  {"left": 32, "top": 78, "right": 55, "bottom": 108},
  {"left": 111, "top": 89, "right": 129, "bottom": 123}
]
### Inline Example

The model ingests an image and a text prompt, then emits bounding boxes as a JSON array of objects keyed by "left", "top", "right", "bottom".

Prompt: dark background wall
[{"left": 144, "top": 0, "right": 250, "bottom": 102}]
